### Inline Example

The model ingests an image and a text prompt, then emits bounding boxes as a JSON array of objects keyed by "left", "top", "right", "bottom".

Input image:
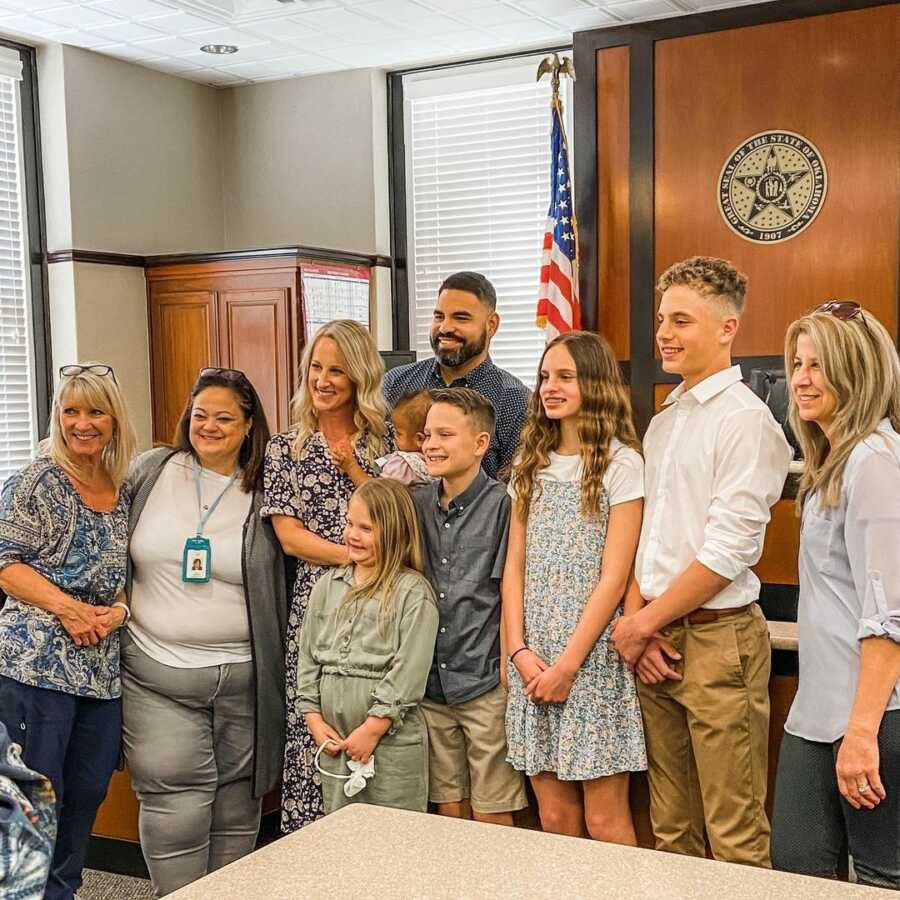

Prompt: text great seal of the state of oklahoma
[{"left": 718, "top": 130, "right": 827, "bottom": 244}]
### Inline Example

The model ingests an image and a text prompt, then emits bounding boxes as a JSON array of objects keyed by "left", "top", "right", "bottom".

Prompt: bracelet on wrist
[
  {"left": 111, "top": 601, "right": 131, "bottom": 624},
  {"left": 509, "top": 646, "right": 529, "bottom": 663}
]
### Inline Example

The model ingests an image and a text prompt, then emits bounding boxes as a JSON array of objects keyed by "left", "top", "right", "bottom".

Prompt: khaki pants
[{"left": 637, "top": 603, "right": 771, "bottom": 867}]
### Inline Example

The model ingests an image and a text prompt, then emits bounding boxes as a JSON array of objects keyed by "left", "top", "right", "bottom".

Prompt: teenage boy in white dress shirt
[{"left": 612, "top": 256, "right": 791, "bottom": 867}]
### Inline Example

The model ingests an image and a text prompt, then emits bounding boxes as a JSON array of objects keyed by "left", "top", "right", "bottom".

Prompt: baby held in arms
[{"left": 379, "top": 390, "right": 434, "bottom": 485}]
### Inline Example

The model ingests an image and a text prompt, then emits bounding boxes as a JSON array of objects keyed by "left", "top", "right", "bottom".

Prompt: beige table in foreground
[{"left": 169, "top": 804, "right": 891, "bottom": 900}]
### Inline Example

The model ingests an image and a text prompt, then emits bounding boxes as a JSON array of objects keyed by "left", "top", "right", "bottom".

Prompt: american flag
[{"left": 536, "top": 98, "right": 580, "bottom": 340}]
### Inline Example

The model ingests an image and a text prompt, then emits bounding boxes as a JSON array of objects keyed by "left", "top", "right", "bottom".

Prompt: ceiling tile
[
  {"left": 86, "top": 20, "right": 168, "bottom": 41},
  {"left": 357, "top": 0, "right": 459, "bottom": 28},
  {"left": 0, "top": 0, "right": 68, "bottom": 10},
  {"left": 495, "top": 20, "right": 570, "bottom": 41},
  {"left": 131, "top": 33, "right": 207, "bottom": 55},
  {"left": 214, "top": 57, "right": 296, "bottom": 78},
  {"left": 241, "top": 16, "right": 325, "bottom": 39},
  {"left": 182, "top": 26, "right": 268, "bottom": 47},
  {"left": 175, "top": 40, "right": 295, "bottom": 64},
  {"left": 102, "top": 42, "right": 170, "bottom": 61},
  {"left": 187, "top": 68, "right": 251, "bottom": 85},
  {"left": 553, "top": 7, "right": 618, "bottom": 28},
  {"left": 39, "top": 5, "right": 125, "bottom": 28},
  {"left": 451, "top": 3, "right": 536, "bottom": 26},
  {"left": 514, "top": 0, "right": 589, "bottom": 13},
  {"left": 137, "top": 55, "right": 204, "bottom": 73},
  {"left": 51, "top": 28, "right": 121, "bottom": 48},
  {"left": 606, "top": 0, "right": 681, "bottom": 19},
  {"left": 86, "top": 0, "right": 182, "bottom": 18},
  {"left": 131, "top": 10, "right": 221, "bottom": 33},
  {"left": 0, "top": 13, "right": 70, "bottom": 35}
]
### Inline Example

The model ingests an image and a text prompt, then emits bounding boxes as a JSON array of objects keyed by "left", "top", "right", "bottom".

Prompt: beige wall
[
  {"left": 46, "top": 261, "right": 152, "bottom": 449},
  {"left": 55, "top": 46, "right": 224, "bottom": 255},
  {"left": 31, "top": 43, "right": 393, "bottom": 442},
  {"left": 220, "top": 68, "right": 390, "bottom": 257}
]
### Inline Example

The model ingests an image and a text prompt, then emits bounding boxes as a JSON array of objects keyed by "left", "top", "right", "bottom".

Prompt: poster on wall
[{"left": 301, "top": 262, "right": 370, "bottom": 341}]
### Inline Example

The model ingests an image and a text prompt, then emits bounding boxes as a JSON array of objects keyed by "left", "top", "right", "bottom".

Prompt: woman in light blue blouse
[
  {"left": 0, "top": 364, "right": 137, "bottom": 900},
  {"left": 772, "top": 304, "right": 900, "bottom": 889}
]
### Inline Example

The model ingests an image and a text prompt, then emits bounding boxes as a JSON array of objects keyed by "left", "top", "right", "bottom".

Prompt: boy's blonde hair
[
  {"left": 343, "top": 479, "right": 432, "bottom": 632},
  {"left": 786, "top": 304, "right": 900, "bottom": 510},
  {"left": 290, "top": 320, "right": 389, "bottom": 464},
  {"left": 47, "top": 363, "right": 137, "bottom": 488},
  {"left": 657, "top": 256, "right": 748, "bottom": 317}
]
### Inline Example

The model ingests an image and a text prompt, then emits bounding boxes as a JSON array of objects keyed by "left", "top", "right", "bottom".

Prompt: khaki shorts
[{"left": 420, "top": 683, "right": 527, "bottom": 814}]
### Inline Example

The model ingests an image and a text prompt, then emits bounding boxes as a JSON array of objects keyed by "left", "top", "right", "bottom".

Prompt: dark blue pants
[
  {"left": 772, "top": 710, "right": 900, "bottom": 889},
  {"left": 0, "top": 676, "right": 122, "bottom": 900}
]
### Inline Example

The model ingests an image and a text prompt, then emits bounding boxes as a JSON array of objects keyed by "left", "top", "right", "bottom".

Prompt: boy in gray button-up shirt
[{"left": 411, "top": 388, "right": 527, "bottom": 825}]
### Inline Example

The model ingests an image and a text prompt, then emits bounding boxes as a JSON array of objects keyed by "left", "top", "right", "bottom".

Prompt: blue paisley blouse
[{"left": 0, "top": 458, "right": 130, "bottom": 699}]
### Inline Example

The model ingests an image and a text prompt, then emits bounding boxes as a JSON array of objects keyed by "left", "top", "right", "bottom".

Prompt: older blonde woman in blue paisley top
[
  {"left": 262, "top": 319, "right": 394, "bottom": 832},
  {"left": 0, "top": 364, "right": 137, "bottom": 900}
]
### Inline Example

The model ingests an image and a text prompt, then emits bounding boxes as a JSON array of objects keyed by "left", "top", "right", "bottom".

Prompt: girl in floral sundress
[{"left": 504, "top": 330, "right": 647, "bottom": 843}]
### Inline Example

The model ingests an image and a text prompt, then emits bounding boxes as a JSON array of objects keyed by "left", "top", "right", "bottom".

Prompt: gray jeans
[{"left": 121, "top": 633, "right": 262, "bottom": 897}]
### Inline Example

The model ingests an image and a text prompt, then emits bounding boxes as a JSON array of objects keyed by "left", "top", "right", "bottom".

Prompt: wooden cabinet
[
  {"left": 146, "top": 257, "right": 303, "bottom": 440},
  {"left": 145, "top": 251, "right": 377, "bottom": 441}
]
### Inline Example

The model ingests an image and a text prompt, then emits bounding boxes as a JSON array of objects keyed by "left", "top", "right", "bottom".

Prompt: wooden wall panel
[
  {"left": 218, "top": 289, "right": 292, "bottom": 432},
  {"left": 753, "top": 498, "right": 800, "bottom": 585},
  {"left": 654, "top": 382, "right": 676, "bottom": 412},
  {"left": 149, "top": 290, "right": 217, "bottom": 445},
  {"left": 654, "top": 5, "right": 899, "bottom": 355},
  {"left": 596, "top": 46, "right": 631, "bottom": 360}
]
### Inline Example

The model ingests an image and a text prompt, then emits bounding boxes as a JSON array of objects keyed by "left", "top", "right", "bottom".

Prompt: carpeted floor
[{"left": 80, "top": 869, "right": 154, "bottom": 900}]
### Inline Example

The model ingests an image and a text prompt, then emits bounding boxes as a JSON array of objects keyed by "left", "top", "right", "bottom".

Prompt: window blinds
[
  {"left": 405, "top": 58, "right": 572, "bottom": 388},
  {"left": 0, "top": 46, "right": 35, "bottom": 485}
]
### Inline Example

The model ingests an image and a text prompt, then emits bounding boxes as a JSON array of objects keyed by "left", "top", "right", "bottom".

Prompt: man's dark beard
[{"left": 430, "top": 328, "right": 488, "bottom": 369}]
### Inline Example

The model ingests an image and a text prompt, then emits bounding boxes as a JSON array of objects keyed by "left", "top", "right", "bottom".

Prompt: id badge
[{"left": 182, "top": 536, "right": 211, "bottom": 583}]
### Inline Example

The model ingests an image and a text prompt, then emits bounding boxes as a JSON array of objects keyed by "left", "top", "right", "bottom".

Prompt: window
[
  {"left": 402, "top": 55, "right": 573, "bottom": 387},
  {"left": 0, "top": 43, "right": 44, "bottom": 485}
]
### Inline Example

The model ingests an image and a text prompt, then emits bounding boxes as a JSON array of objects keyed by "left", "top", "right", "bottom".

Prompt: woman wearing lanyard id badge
[{"left": 122, "top": 369, "right": 288, "bottom": 898}]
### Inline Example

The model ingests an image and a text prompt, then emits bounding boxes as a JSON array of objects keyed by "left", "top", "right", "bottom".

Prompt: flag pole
[{"left": 535, "top": 53, "right": 579, "bottom": 335}]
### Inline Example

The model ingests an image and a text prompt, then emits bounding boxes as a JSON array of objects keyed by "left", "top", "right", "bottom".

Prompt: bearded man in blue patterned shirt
[{"left": 384, "top": 272, "right": 530, "bottom": 481}]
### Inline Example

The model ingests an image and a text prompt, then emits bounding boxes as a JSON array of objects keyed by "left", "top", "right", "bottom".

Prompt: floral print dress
[
  {"left": 505, "top": 451, "right": 647, "bottom": 781},
  {"left": 262, "top": 428, "right": 390, "bottom": 832}
]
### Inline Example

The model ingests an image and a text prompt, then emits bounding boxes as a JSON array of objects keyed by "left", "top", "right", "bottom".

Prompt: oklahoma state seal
[{"left": 718, "top": 131, "right": 827, "bottom": 244}]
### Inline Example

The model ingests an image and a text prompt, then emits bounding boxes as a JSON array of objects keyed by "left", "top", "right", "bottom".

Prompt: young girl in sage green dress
[
  {"left": 296, "top": 478, "right": 438, "bottom": 814},
  {"left": 504, "top": 331, "right": 647, "bottom": 844}
]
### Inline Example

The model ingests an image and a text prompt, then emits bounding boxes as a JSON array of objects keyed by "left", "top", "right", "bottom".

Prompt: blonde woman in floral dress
[{"left": 262, "top": 320, "right": 393, "bottom": 832}]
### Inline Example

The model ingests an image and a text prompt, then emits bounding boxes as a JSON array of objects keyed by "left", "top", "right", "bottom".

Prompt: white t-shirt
[
  {"left": 509, "top": 439, "right": 645, "bottom": 505},
  {"left": 128, "top": 452, "right": 253, "bottom": 668}
]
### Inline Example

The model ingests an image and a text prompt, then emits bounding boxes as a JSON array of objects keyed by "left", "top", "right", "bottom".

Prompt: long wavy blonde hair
[
  {"left": 786, "top": 305, "right": 900, "bottom": 511},
  {"left": 342, "top": 479, "right": 432, "bottom": 633},
  {"left": 290, "top": 320, "right": 389, "bottom": 464},
  {"left": 47, "top": 363, "right": 137, "bottom": 488},
  {"left": 513, "top": 331, "right": 640, "bottom": 520}
]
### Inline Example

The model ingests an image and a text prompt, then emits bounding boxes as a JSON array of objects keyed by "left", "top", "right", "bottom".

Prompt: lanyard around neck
[{"left": 192, "top": 454, "right": 238, "bottom": 537}]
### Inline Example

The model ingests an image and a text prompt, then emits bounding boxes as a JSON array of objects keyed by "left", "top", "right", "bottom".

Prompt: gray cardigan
[{"left": 125, "top": 448, "right": 287, "bottom": 798}]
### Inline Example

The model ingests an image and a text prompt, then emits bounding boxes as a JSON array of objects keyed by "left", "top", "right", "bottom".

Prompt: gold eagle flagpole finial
[{"left": 536, "top": 53, "right": 576, "bottom": 110}]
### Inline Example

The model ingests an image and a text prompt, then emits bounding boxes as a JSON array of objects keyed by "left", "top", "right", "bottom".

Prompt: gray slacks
[{"left": 121, "top": 633, "right": 262, "bottom": 898}]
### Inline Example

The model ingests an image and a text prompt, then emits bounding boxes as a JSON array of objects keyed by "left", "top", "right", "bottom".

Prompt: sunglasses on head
[
  {"left": 815, "top": 300, "right": 872, "bottom": 335},
  {"left": 59, "top": 364, "right": 118, "bottom": 385},
  {"left": 199, "top": 367, "right": 248, "bottom": 381}
]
